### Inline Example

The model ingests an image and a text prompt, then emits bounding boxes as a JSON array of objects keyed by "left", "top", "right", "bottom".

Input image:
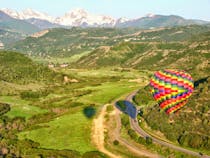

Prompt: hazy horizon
[{"left": 1, "top": 0, "right": 210, "bottom": 21}]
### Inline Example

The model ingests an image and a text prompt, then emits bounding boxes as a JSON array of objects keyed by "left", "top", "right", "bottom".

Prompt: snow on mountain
[
  {"left": 55, "top": 8, "right": 115, "bottom": 26},
  {"left": 1, "top": 8, "right": 23, "bottom": 19},
  {"left": 1, "top": 8, "right": 161, "bottom": 27},
  {"left": 145, "top": 13, "right": 156, "bottom": 18},
  {"left": 115, "top": 17, "right": 130, "bottom": 25},
  {"left": 21, "top": 8, "right": 55, "bottom": 22},
  {"left": 1, "top": 8, "right": 55, "bottom": 23}
]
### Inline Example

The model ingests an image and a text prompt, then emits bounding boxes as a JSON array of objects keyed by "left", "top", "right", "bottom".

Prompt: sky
[{"left": 1, "top": 0, "right": 210, "bottom": 20}]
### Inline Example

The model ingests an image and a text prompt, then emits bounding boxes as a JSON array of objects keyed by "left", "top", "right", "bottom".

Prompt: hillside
[
  {"left": 0, "top": 51, "right": 61, "bottom": 85},
  {"left": 8, "top": 25, "right": 210, "bottom": 60},
  {"left": 0, "top": 29, "right": 26, "bottom": 47},
  {"left": 0, "top": 11, "right": 40, "bottom": 34},
  {"left": 134, "top": 76, "right": 210, "bottom": 153},
  {"left": 134, "top": 25, "right": 210, "bottom": 42},
  {"left": 73, "top": 26, "right": 210, "bottom": 154},
  {"left": 8, "top": 27, "right": 139, "bottom": 57},
  {"left": 26, "top": 18, "right": 63, "bottom": 30},
  {"left": 75, "top": 31, "right": 210, "bottom": 79},
  {"left": 117, "top": 15, "right": 208, "bottom": 28}
]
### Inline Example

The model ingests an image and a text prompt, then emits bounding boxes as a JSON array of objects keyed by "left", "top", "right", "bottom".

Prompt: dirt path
[
  {"left": 92, "top": 104, "right": 121, "bottom": 158},
  {"left": 92, "top": 98, "right": 160, "bottom": 158}
]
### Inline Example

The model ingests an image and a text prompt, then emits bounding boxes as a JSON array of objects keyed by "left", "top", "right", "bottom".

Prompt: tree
[
  {"left": 146, "top": 137, "right": 153, "bottom": 145},
  {"left": 113, "top": 140, "right": 119, "bottom": 145}
]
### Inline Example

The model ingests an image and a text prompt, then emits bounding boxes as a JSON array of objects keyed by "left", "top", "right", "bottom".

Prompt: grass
[
  {"left": 68, "top": 68, "right": 147, "bottom": 79},
  {"left": 0, "top": 96, "right": 47, "bottom": 119},
  {"left": 16, "top": 69, "right": 147, "bottom": 154},
  {"left": 0, "top": 67, "right": 150, "bottom": 156},
  {"left": 33, "top": 51, "right": 91, "bottom": 64},
  {"left": 18, "top": 111, "right": 95, "bottom": 154},
  {"left": 77, "top": 80, "right": 140, "bottom": 104}
]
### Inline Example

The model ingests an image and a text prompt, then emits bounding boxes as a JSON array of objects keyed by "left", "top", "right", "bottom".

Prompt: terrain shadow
[
  {"left": 83, "top": 106, "right": 96, "bottom": 118},
  {"left": 115, "top": 100, "right": 137, "bottom": 119}
]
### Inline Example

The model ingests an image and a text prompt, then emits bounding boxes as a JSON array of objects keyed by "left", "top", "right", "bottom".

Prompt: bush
[
  {"left": 146, "top": 137, "right": 153, "bottom": 145},
  {"left": 20, "top": 90, "right": 49, "bottom": 99},
  {"left": 138, "top": 136, "right": 146, "bottom": 145},
  {"left": 106, "top": 105, "right": 113, "bottom": 112},
  {"left": 121, "top": 115, "right": 129, "bottom": 128},
  {"left": 113, "top": 140, "right": 119, "bottom": 145},
  {"left": 133, "top": 86, "right": 153, "bottom": 106},
  {"left": 116, "top": 100, "right": 126, "bottom": 111},
  {"left": 0, "top": 103, "right": 10, "bottom": 115},
  {"left": 128, "top": 129, "right": 138, "bottom": 141}
]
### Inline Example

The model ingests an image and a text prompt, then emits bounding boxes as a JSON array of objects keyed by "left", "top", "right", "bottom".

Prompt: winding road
[
  {"left": 92, "top": 101, "right": 160, "bottom": 158},
  {"left": 125, "top": 91, "right": 210, "bottom": 158}
]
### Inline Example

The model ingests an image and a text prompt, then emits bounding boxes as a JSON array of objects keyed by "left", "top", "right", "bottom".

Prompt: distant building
[{"left": 60, "top": 63, "right": 68, "bottom": 68}]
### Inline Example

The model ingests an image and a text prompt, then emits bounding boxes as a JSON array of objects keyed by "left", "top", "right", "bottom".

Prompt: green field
[
  {"left": 18, "top": 111, "right": 95, "bottom": 154},
  {"left": 0, "top": 96, "right": 47, "bottom": 119},
  {"left": 67, "top": 68, "right": 149, "bottom": 79},
  {"left": 15, "top": 68, "right": 147, "bottom": 154},
  {"left": 78, "top": 81, "right": 140, "bottom": 104},
  {"left": 33, "top": 51, "right": 91, "bottom": 64}
]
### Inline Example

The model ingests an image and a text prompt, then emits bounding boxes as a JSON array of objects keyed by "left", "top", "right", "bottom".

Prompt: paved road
[
  {"left": 125, "top": 90, "right": 210, "bottom": 158},
  {"left": 114, "top": 101, "right": 161, "bottom": 158}
]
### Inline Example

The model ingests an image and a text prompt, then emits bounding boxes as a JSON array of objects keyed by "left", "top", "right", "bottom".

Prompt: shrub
[
  {"left": 0, "top": 103, "right": 10, "bottom": 115},
  {"left": 146, "top": 137, "right": 153, "bottom": 145},
  {"left": 128, "top": 129, "right": 138, "bottom": 141},
  {"left": 113, "top": 140, "right": 119, "bottom": 145}
]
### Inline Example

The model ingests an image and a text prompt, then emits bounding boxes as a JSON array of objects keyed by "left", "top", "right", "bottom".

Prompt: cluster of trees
[
  {"left": 133, "top": 86, "right": 153, "bottom": 105},
  {"left": 20, "top": 89, "right": 50, "bottom": 100},
  {"left": 0, "top": 103, "right": 10, "bottom": 115},
  {"left": 121, "top": 115, "right": 153, "bottom": 146},
  {"left": 0, "top": 51, "right": 63, "bottom": 84}
]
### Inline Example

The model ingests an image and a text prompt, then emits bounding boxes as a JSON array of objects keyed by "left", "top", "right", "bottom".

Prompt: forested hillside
[{"left": 0, "top": 51, "right": 61, "bottom": 83}]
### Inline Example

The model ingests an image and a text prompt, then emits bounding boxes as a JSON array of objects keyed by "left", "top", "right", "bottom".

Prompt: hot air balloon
[{"left": 150, "top": 69, "right": 194, "bottom": 114}]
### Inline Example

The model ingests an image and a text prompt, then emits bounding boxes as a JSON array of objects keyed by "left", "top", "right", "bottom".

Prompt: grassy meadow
[
  {"left": 0, "top": 96, "right": 47, "bottom": 119},
  {"left": 2, "top": 68, "right": 148, "bottom": 155},
  {"left": 18, "top": 111, "right": 94, "bottom": 154}
]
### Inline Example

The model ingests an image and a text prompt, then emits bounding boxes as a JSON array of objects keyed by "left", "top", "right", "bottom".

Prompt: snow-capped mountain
[
  {"left": 145, "top": 13, "right": 156, "bottom": 18},
  {"left": 1, "top": 8, "right": 55, "bottom": 23},
  {"left": 55, "top": 8, "right": 115, "bottom": 26},
  {"left": 21, "top": 8, "right": 55, "bottom": 22},
  {"left": 1, "top": 8, "right": 208, "bottom": 29},
  {"left": 1, "top": 8, "right": 21, "bottom": 19},
  {"left": 1, "top": 8, "right": 116, "bottom": 27}
]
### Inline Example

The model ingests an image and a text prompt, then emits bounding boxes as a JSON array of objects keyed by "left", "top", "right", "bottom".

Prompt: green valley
[{"left": 0, "top": 23, "right": 210, "bottom": 158}]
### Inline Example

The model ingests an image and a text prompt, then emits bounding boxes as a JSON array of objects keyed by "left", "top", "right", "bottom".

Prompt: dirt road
[
  {"left": 92, "top": 98, "right": 160, "bottom": 158},
  {"left": 92, "top": 104, "right": 121, "bottom": 158}
]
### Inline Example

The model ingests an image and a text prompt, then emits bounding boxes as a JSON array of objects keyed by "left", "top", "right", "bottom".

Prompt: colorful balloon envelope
[{"left": 150, "top": 70, "right": 194, "bottom": 114}]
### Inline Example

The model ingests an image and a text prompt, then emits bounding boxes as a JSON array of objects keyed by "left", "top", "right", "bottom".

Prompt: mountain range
[
  {"left": 1, "top": 8, "right": 209, "bottom": 29},
  {"left": 0, "top": 10, "right": 40, "bottom": 33},
  {"left": 0, "top": 8, "right": 209, "bottom": 47}
]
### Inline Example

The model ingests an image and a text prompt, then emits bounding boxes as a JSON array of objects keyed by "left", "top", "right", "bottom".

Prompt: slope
[
  {"left": 8, "top": 27, "right": 139, "bottom": 57},
  {"left": 116, "top": 15, "right": 209, "bottom": 28},
  {"left": 0, "top": 11, "right": 40, "bottom": 34},
  {"left": 75, "top": 29, "right": 210, "bottom": 79},
  {"left": 0, "top": 51, "right": 61, "bottom": 84}
]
